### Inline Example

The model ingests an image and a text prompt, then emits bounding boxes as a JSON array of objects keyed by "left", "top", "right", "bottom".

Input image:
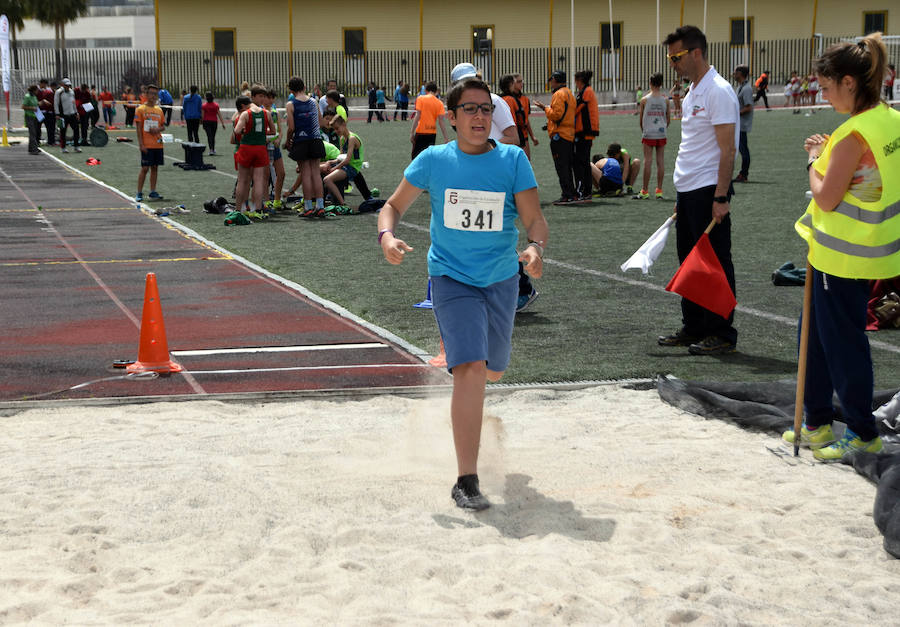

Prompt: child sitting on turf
[
  {"left": 322, "top": 115, "right": 363, "bottom": 210},
  {"left": 590, "top": 151, "right": 624, "bottom": 195},
  {"left": 597, "top": 142, "right": 641, "bottom": 194}
]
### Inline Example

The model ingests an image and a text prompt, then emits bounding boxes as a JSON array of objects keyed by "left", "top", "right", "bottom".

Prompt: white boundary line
[
  {"left": 398, "top": 220, "right": 900, "bottom": 356},
  {"left": 189, "top": 363, "right": 431, "bottom": 375},
  {"left": 38, "top": 148, "right": 434, "bottom": 363},
  {"left": 172, "top": 342, "right": 386, "bottom": 356}
]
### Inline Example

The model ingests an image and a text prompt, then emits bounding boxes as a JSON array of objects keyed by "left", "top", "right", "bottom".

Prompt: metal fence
[{"left": 14, "top": 38, "right": 898, "bottom": 102}]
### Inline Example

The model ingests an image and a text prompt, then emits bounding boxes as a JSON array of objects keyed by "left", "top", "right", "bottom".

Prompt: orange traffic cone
[
  {"left": 428, "top": 338, "right": 447, "bottom": 368},
  {"left": 126, "top": 272, "right": 183, "bottom": 374}
]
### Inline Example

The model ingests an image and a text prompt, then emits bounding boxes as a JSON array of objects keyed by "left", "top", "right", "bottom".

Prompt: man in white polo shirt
[{"left": 658, "top": 25, "right": 740, "bottom": 355}]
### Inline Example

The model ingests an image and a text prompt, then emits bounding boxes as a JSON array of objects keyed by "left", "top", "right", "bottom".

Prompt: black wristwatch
[{"left": 713, "top": 195, "right": 729, "bottom": 203}]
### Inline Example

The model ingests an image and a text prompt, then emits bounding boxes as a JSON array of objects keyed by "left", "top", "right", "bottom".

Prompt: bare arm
[
  {"left": 499, "top": 125, "right": 518, "bottom": 145},
  {"left": 514, "top": 187, "right": 549, "bottom": 279},
  {"left": 637, "top": 98, "right": 646, "bottom": 131},
  {"left": 437, "top": 115, "right": 450, "bottom": 143},
  {"left": 378, "top": 178, "right": 424, "bottom": 264},
  {"left": 806, "top": 133, "right": 861, "bottom": 211},
  {"left": 409, "top": 110, "right": 419, "bottom": 142},
  {"left": 712, "top": 123, "right": 736, "bottom": 222}
]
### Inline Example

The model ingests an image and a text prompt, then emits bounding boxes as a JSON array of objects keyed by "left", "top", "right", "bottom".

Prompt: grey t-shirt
[
  {"left": 641, "top": 93, "right": 668, "bottom": 139},
  {"left": 735, "top": 81, "right": 754, "bottom": 133}
]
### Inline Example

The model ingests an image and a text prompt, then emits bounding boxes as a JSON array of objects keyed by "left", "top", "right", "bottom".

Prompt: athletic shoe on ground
[
  {"left": 73, "top": 147, "right": 82, "bottom": 153},
  {"left": 328, "top": 204, "right": 353, "bottom": 215},
  {"left": 552, "top": 196, "right": 577, "bottom": 206},
  {"left": 626, "top": 186, "right": 634, "bottom": 195},
  {"left": 299, "top": 207, "right": 317, "bottom": 218},
  {"left": 208, "top": 150, "right": 217, "bottom": 155},
  {"left": 370, "top": 188, "right": 380, "bottom": 197},
  {"left": 516, "top": 288, "right": 540, "bottom": 313},
  {"left": 154, "top": 207, "right": 170, "bottom": 217},
  {"left": 451, "top": 474, "right": 491, "bottom": 511},
  {"left": 782, "top": 423, "right": 837, "bottom": 449},
  {"left": 62, "top": 148, "right": 69, "bottom": 153},
  {"left": 688, "top": 336, "right": 737, "bottom": 355},
  {"left": 246, "top": 211, "right": 267, "bottom": 221},
  {"left": 633, "top": 190, "right": 650, "bottom": 199},
  {"left": 578, "top": 195, "right": 593, "bottom": 203},
  {"left": 148, "top": 191, "right": 164, "bottom": 200},
  {"left": 658, "top": 328, "right": 700, "bottom": 347},
  {"left": 135, "top": 192, "right": 143, "bottom": 202},
  {"left": 734, "top": 173, "right": 748, "bottom": 183},
  {"left": 655, "top": 188, "right": 664, "bottom": 199},
  {"left": 812, "top": 429, "right": 884, "bottom": 462}
]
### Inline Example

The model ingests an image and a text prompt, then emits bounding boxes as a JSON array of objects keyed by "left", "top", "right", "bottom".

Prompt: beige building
[{"left": 155, "top": 0, "right": 892, "bottom": 52}]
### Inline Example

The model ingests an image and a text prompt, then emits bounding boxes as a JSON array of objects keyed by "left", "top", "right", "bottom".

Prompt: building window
[
  {"left": 343, "top": 28, "right": 366, "bottom": 57},
  {"left": 730, "top": 18, "right": 753, "bottom": 45},
  {"left": 864, "top": 11, "right": 887, "bottom": 35},
  {"left": 212, "top": 28, "right": 235, "bottom": 57},
  {"left": 472, "top": 25, "right": 494, "bottom": 54},
  {"left": 600, "top": 22, "right": 622, "bottom": 50}
]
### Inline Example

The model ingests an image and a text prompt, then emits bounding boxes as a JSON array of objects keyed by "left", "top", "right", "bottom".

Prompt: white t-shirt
[
  {"left": 489, "top": 93, "right": 515, "bottom": 143},
  {"left": 673, "top": 66, "right": 740, "bottom": 193}
]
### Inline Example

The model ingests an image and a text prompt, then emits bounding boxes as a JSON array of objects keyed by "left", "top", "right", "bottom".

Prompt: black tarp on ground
[{"left": 657, "top": 375, "right": 900, "bottom": 558}]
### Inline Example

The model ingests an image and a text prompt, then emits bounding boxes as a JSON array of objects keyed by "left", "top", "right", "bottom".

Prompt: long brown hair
[{"left": 813, "top": 31, "right": 888, "bottom": 113}]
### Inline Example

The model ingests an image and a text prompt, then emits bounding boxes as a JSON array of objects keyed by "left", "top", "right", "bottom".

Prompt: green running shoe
[
  {"left": 813, "top": 429, "right": 883, "bottom": 462},
  {"left": 782, "top": 423, "right": 837, "bottom": 449}
]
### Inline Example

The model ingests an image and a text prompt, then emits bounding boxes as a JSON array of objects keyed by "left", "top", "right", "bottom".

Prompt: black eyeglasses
[
  {"left": 452, "top": 102, "right": 495, "bottom": 114},
  {"left": 666, "top": 48, "right": 695, "bottom": 63}
]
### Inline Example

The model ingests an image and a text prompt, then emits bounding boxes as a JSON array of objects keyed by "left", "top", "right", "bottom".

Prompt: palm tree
[
  {"left": 0, "top": 0, "right": 28, "bottom": 69},
  {"left": 30, "top": 0, "right": 87, "bottom": 80}
]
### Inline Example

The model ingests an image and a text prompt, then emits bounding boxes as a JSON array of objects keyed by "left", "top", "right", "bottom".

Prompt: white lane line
[
  {"left": 189, "top": 363, "right": 432, "bottom": 375},
  {"left": 399, "top": 220, "right": 900, "bottom": 356},
  {"left": 172, "top": 342, "right": 387, "bottom": 356},
  {"left": 121, "top": 141, "right": 238, "bottom": 180}
]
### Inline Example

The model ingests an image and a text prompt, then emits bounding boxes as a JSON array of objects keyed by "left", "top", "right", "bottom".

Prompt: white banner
[{"left": 0, "top": 15, "right": 10, "bottom": 94}]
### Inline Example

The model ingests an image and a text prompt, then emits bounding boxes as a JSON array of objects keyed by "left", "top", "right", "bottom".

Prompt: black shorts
[
  {"left": 289, "top": 139, "right": 326, "bottom": 162},
  {"left": 597, "top": 177, "right": 622, "bottom": 194},
  {"left": 140, "top": 148, "right": 165, "bottom": 167},
  {"left": 411, "top": 133, "right": 436, "bottom": 159}
]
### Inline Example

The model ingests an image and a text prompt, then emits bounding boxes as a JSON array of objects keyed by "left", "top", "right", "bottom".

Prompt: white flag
[
  {"left": 620, "top": 216, "right": 675, "bottom": 274},
  {"left": 0, "top": 15, "right": 10, "bottom": 94}
]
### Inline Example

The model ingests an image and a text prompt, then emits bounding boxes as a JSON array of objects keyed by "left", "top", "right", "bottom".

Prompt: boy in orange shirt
[
  {"left": 409, "top": 81, "right": 449, "bottom": 159},
  {"left": 135, "top": 85, "right": 166, "bottom": 203}
]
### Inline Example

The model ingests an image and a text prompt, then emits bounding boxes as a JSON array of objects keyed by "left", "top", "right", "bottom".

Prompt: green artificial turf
[{"left": 48, "top": 108, "right": 900, "bottom": 386}]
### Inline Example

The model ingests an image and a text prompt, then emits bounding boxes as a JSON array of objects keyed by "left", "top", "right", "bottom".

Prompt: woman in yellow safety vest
[{"left": 784, "top": 32, "right": 900, "bottom": 461}]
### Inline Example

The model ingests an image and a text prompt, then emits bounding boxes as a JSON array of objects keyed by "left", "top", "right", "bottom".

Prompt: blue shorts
[
  {"left": 430, "top": 273, "right": 518, "bottom": 373},
  {"left": 341, "top": 164, "right": 359, "bottom": 180},
  {"left": 268, "top": 145, "right": 283, "bottom": 161},
  {"left": 140, "top": 148, "right": 164, "bottom": 167}
]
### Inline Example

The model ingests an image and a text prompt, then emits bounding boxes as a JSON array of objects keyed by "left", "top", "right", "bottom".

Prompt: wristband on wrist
[
  {"left": 807, "top": 156, "right": 818, "bottom": 171},
  {"left": 526, "top": 240, "right": 545, "bottom": 259},
  {"left": 378, "top": 229, "right": 393, "bottom": 244}
]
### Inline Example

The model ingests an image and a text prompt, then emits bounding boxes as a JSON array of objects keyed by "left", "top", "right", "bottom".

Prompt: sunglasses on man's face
[
  {"left": 453, "top": 102, "right": 495, "bottom": 115},
  {"left": 666, "top": 48, "right": 694, "bottom": 63}
]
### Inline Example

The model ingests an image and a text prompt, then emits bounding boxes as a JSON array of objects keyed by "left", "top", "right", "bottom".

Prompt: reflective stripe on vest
[{"left": 794, "top": 105, "right": 900, "bottom": 279}]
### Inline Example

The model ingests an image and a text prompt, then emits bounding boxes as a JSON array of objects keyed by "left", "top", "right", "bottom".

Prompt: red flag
[{"left": 665, "top": 233, "right": 736, "bottom": 318}]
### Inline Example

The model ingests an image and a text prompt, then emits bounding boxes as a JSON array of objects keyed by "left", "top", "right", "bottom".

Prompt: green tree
[
  {"left": 29, "top": 0, "right": 87, "bottom": 80},
  {"left": 0, "top": 0, "right": 29, "bottom": 69}
]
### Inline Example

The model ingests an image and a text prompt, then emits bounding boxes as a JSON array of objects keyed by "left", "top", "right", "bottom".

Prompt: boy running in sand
[{"left": 378, "top": 78, "right": 548, "bottom": 511}]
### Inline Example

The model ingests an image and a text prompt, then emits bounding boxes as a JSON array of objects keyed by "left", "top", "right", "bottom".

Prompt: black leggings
[
  {"left": 202, "top": 121, "right": 218, "bottom": 151},
  {"left": 186, "top": 118, "right": 201, "bottom": 143}
]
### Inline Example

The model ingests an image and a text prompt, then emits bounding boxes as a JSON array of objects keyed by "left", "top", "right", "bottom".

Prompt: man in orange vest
[
  {"left": 753, "top": 70, "right": 769, "bottom": 109},
  {"left": 535, "top": 70, "right": 577, "bottom": 205}
]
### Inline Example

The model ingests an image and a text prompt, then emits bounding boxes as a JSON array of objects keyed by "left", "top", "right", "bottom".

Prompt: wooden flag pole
[
  {"left": 704, "top": 218, "right": 716, "bottom": 234},
  {"left": 792, "top": 259, "right": 814, "bottom": 456}
]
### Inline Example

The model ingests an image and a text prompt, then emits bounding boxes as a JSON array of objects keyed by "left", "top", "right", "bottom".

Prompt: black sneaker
[
  {"left": 451, "top": 474, "right": 491, "bottom": 511},
  {"left": 688, "top": 335, "right": 737, "bottom": 355},
  {"left": 658, "top": 328, "right": 700, "bottom": 347},
  {"left": 552, "top": 196, "right": 577, "bottom": 206}
]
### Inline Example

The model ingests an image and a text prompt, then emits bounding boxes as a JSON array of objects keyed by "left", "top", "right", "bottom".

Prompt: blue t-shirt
[
  {"left": 158, "top": 89, "right": 173, "bottom": 105},
  {"left": 404, "top": 141, "right": 538, "bottom": 287},
  {"left": 182, "top": 93, "right": 202, "bottom": 119},
  {"left": 602, "top": 158, "right": 623, "bottom": 185},
  {"left": 291, "top": 97, "right": 320, "bottom": 142},
  {"left": 376, "top": 89, "right": 386, "bottom": 105}
]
